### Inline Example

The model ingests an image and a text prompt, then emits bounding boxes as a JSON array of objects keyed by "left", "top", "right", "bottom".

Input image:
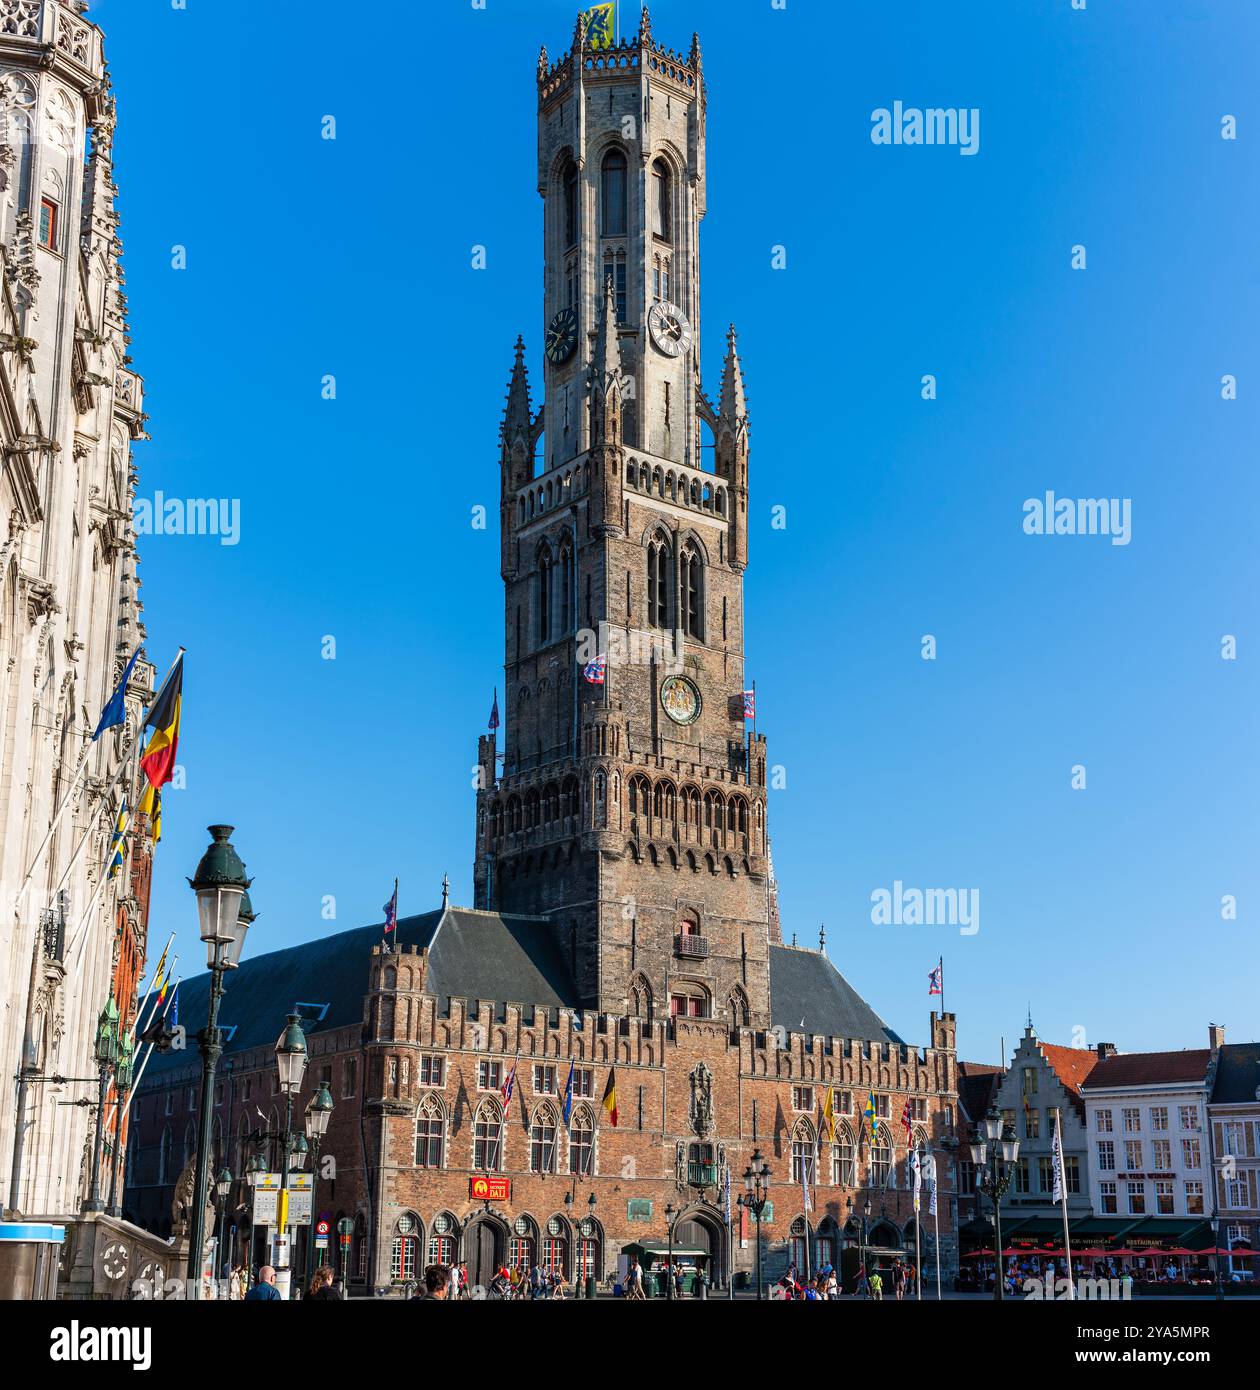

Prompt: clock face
[
  {"left": 661, "top": 674, "right": 702, "bottom": 726},
  {"left": 648, "top": 301, "right": 693, "bottom": 358},
  {"left": 545, "top": 307, "right": 578, "bottom": 364}
]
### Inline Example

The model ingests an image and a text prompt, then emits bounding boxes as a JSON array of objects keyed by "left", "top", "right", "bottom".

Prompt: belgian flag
[
  {"left": 602, "top": 1066, "right": 618, "bottom": 1127},
  {"left": 140, "top": 652, "right": 182, "bottom": 790}
]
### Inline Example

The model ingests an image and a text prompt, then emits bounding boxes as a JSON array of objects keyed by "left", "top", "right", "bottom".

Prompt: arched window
[
  {"left": 833, "top": 1123, "right": 856, "bottom": 1186},
  {"left": 530, "top": 1103, "right": 558, "bottom": 1173},
  {"left": 390, "top": 1212, "right": 422, "bottom": 1282},
  {"left": 646, "top": 531, "right": 670, "bottom": 629},
  {"left": 537, "top": 544, "right": 553, "bottom": 645},
  {"left": 473, "top": 1098, "right": 503, "bottom": 1172},
  {"left": 428, "top": 1211, "right": 456, "bottom": 1266},
  {"left": 651, "top": 157, "right": 672, "bottom": 242},
  {"left": 562, "top": 156, "right": 578, "bottom": 248},
  {"left": 542, "top": 1215, "right": 570, "bottom": 1277},
  {"left": 601, "top": 147, "right": 627, "bottom": 236},
  {"left": 509, "top": 1215, "right": 536, "bottom": 1271},
  {"left": 629, "top": 973, "right": 654, "bottom": 1019},
  {"left": 727, "top": 987, "right": 749, "bottom": 1030},
  {"left": 681, "top": 541, "right": 704, "bottom": 640},
  {"left": 870, "top": 1124, "right": 892, "bottom": 1188},
  {"left": 569, "top": 1105, "right": 594, "bottom": 1176},
  {"left": 791, "top": 1118, "right": 818, "bottom": 1185},
  {"left": 414, "top": 1093, "right": 445, "bottom": 1168},
  {"left": 558, "top": 537, "right": 574, "bottom": 634},
  {"left": 669, "top": 981, "right": 709, "bottom": 1019}
]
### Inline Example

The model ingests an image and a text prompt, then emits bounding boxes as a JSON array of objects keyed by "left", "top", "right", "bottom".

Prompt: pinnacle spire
[
  {"left": 690, "top": 32, "right": 702, "bottom": 68},
  {"left": 640, "top": 5, "right": 652, "bottom": 43},
  {"left": 592, "top": 276, "right": 622, "bottom": 385},
  {"left": 537, "top": 44, "right": 548, "bottom": 77},
  {"left": 501, "top": 335, "right": 532, "bottom": 444},
  {"left": 719, "top": 323, "right": 746, "bottom": 423}
]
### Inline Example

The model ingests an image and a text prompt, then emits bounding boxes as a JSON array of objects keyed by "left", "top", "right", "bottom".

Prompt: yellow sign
[{"left": 277, "top": 1188, "right": 290, "bottom": 1234}]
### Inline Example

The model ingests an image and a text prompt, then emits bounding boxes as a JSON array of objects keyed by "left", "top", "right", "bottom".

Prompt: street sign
[
  {"left": 316, "top": 1236, "right": 329, "bottom": 1249},
  {"left": 316, "top": 1219, "right": 330, "bottom": 1235},
  {"left": 337, "top": 1217, "right": 354, "bottom": 1237}
]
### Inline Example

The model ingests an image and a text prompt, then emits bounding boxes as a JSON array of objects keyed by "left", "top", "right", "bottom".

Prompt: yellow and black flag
[
  {"left": 138, "top": 779, "right": 162, "bottom": 845},
  {"left": 140, "top": 651, "right": 182, "bottom": 790}
]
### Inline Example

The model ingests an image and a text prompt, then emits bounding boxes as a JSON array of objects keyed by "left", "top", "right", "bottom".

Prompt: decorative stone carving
[{"left": 689, "top": 1060, "right": 713, "bottom": 1137}]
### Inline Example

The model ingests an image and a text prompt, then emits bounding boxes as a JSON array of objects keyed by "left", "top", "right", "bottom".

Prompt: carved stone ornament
[{"left": 689, "top": 1061, "right": 714, "bottom": 1138}]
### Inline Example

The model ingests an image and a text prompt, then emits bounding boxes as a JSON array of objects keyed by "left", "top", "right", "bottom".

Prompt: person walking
[
  {"left": 674, "top": 1265, "right": 685, "bottom": 1301},
  {"left": 855, "top": 1264, "right": 870, "bottom": 1299},
  {"left": 869, "top": 1269, "right": 884, "bottom": 1301},
  {"left": 244, "top": 1265, "right": 282, "bottom": 1301},
  {"left": 625, "top": 1257, "right": 645, "bottom": 1300},
  {"left": 307, "top": 1266, "right": 340, "bottom": 1301},
  {"left": 530, "top": 1261, "right": 544, "bottom": 1300}
]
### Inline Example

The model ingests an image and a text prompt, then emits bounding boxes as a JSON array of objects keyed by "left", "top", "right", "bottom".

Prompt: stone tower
[{"left": 474, "top": 8, "right": 768, "bottom": 1027}]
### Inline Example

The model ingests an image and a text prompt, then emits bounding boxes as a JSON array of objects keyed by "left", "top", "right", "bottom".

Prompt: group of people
[
  {"left": 409, "top": 1262, "right": 569, "bottom": 1301},
  {"left": 777, "top": 1260, "right": 915, "bottom": 1301}
]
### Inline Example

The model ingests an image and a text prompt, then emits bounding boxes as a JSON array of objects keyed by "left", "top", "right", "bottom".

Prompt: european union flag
[{"left": 92, "top": 649, "right": 140, "bottom": 740}]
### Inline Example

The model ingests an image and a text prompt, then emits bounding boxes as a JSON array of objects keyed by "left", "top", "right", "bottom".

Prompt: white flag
[
  {"left": 1052, "top": 1110, "right": 1065, "bottom": 1204},
  {"left": 801, "top": 1157, "right": 812, "bottom": 1213},
  {"left": 923, "top": 1152, "right": 938, "bottom": 1216},
  {"left": 910, "top": 1149, "right": 921, "bottom": 1213}
]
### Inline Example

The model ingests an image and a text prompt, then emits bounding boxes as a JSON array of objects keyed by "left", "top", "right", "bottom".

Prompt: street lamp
[
  {"left": 85, "top": 996, "right": 120, "bottom": 1212},
  {"left": 107, "top": 1030, "right": 135, "bottom": 1217},
  {"left": 737, "top": 1148, "right": 773, "bottom": 1300},
  {"left": 273, "top": 1012, "right": 308, "bottom": 1298},
  {"left": 970, "top": 1105, "right": 1020, "bottom": 1302},
  {"left": 302, "top": 1081, "right": 335, "bottom": 1291},
  {"left": 215, "top": 1166, "right": 233, "bottom": 1291},
  {"left": 185, "top": 825, "right": 251, "bottom": 1299}
]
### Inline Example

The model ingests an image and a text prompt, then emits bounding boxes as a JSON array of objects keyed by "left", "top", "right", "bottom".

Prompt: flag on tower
[
  {"left": 928, "top": 962, "right": 943, "bottom": 996},
  {"left": 742, "top": 689, "right": 756, "bottom": 719},
  {"left": 582, "top": 654, "right": 606, "bottom": 685},
  {"left": 501, "top": 1058, "right": 517, "bottom": 1109},
  {"left": 583, "top": 3, "right": 615, "bottom": 50},
  {"left": 488, "top": 688, "right": 500, "bottom": 731},
  {"left": 139, "top": 651, "right": 183, "bottom": 789},
  {"left": 601, "top": 1067, "right": 618, "bottom": 1127},
  {"left": 92, "top": 648, "right": 141, "bottom": 741},
  {"left": 382, "top": 878, "right": 398, "bottom": 953}
]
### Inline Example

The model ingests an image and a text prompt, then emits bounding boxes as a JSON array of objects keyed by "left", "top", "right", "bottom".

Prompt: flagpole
[
  {"left": 118, "top": 975, "right": 181, "bottom": 1128},
  {"left": 130, "top": 931, "right": 175, "bottom": 1040},
  {"left": 933, "top": 1160, "right": 942, "bottom": 1300},
  {"left": 1055, "top": 1108, "right": 1075, "bottom": 1298}
]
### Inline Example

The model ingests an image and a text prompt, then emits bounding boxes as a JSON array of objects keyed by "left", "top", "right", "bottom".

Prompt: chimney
[
  {"left": 1095, "top": 1042, "right": 1117, "bottom": 1059},
  {"left": 1209, "top": 1023, "right": 1226, "bottom": 1050}
]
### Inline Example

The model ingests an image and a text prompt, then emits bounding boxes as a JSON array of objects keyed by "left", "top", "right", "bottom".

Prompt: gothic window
[
  {"left": 562, "top": 156, "right": 578, "bottom": 248},
  {"left": 603, "top": 250, "right": 627, "bottom": 324},
  {"left": 833, "top": 1123, "right": 857, "bottom": 1185},
  {"left": 414, "top": 1093, "right": 445, "bottom": 1168},
  {"left": 473, "top": 1098, "right": 503, "bottom": 1171},
  {"left": 525, "top": 789, "right": 539, "bottom": 829},
  {"left": 681, "top": 542, "right": 704, "bottom": 640},
  {"left": 569, "top": 1105, "right": 594, "bottom": 1175},
  {"left": 530, "top": 1103, "right": 558, "bottom": 1173},
  {"left": 791, "top": 1118, "right": 818, "bottom": 1185},
  {"left": 38, "top": 197, "right": 57, "bottom": 250},
  {"left": 651, "top": 158, "right": 672, "bottom": 242},
  {"left": 537, "top": 544, "right": 553, "bottom": 645},
  {"left": 542, "top": 1220, "right": 570, "bottom": 1276},
  {"left": 669, "top": 981, "right": 709, "bottom": 1019},
  {"left": 509, "top": 1216, "right": 537, "bottom": 1270},
  {"left": 558, "top": 537, "right": 574, "bottom": 633},
  {"left": 647, "top": 531, "right": 671, "bottom": 629},
  {"left": 727, "top": 987, "right": 750, "bottom": 1030},
  {"left": 870, "top": 1124, "right": 892, "bottom": 1188},
  {"left": 391, "top": 1213, "right": 422, "bottom": 1282},
  {"left": 601, "top": 147, "right": 627, "bottom": 237},
  {"left": 629, "top": 973, "right": 654, "bottom": 1019}
]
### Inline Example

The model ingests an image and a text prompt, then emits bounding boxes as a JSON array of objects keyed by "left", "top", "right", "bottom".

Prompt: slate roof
[
  {"left": 957, "top": 1061, "right": 1004, "bottom": 1124},
  {"left": 1210, "top": 1042, "right": 1260, "bottom": 1105},
  {"left": 1080, "top": 1050, "right": 1211, "bottom": 1091},
  {"left": 768, "top": 946, "right": 903, "bottom": 1044},
  {"left": 141, "top": 907, "right": 578, "bottom": 1080}
]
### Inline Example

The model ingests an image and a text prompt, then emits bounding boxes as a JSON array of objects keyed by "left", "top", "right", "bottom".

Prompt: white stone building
[{"left": 0, "top": 1, "right": 154, "bottom": 1219}]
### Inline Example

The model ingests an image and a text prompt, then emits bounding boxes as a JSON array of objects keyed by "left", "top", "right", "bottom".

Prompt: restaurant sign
[{"left": 470, "top": 1176, "right": 511, "bottom": 1202}]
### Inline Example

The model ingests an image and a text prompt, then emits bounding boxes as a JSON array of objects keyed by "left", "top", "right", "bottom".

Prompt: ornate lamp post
[
  {"left": 273, "top": 1012, "right": 309, "bottom": 1299},
  {"left": 106, "top": 1029, "right": 134, "bottom": 1217},
  {"left": 85, "top": 996, "right": 119, "bottom": 1212},
  {"left": 970, "top": 1105, "right": 1020, "bottom": 1303},
  {"left": 185, "top": 825, "right": 251, "bottom": 1299},
  {"left": 303, "top": 1081, "right": 335, "bottom": 1289},
  {"left": 215, "top": 1166, "right": 233, "bottom": 1290},
  {"left": 664, "top": 1201, "right": 677, "bottom": 1300},
  {"left": 736, "top": 1148, "right": 772, "bottom": 1300}
]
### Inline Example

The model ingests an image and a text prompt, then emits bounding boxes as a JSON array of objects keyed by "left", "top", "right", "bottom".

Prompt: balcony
[{"left": 674, "top": 933, "right": 709, "bottom": 959}]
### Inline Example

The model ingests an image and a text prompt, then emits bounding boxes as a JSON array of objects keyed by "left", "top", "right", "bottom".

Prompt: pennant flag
[
  {"left": 821, "top": 1086, "right": 836, "bottom": 1143},
  {"left": 742, "top": 689, "right": 756, "bottom": 719},
  {"left": 139, "top": 653, "right": 183, "bottom": 789},
  {"left": 168, "top": 983, "right": 179, "bottom": 1031},
  {"left": 924, "top": 1152, "right": 938, "bottom": 1216},
  {"left": 910, "top": 1149, "right": 922, "bottom": 1213},
  {"left": 864, "top": 1090, "right": 878, "bottom": 1146},
  {"left": 383, "top": 879, "right": 398, "bottom": 934},
  {"left": 501, "top": 1058, "right": 517, "bottom": 1109},
  {"left": 156, "top": 958, "right": 173, "bottom": 1007},
  {"left": 138, "top": 780, "right": 162, "bottom": 845},
  {"left": 901, "top": 1098, "right": 914, "bottom": 1147},
  {"left": 488, "top": 688, "right": 500, "bottom": 731},
  {"left": 562, "top": 1059, "right": 574, "bottom": 1128},
  {"left": 146, "top": 938, "right": 171, "bottom": 1000},
  {"left": 928, "top": 963, "right": 942, "bottom": 996},
  {"left": 582, "top": 654, "right": 606, "bottom": 685},
  {"left": 1052, "top": 1109, "right": 1065, "bottom": 1204},
  {"left": 106, "top": 796, "right": 129, "bottom": 878},
  {"left": 92, "top": 649, "right": 141, "bottom": 741},
  {"left": 601, "top": 1066, "right": 618, "bottom": 1127},
  {"left": 584, "top": 2, "right": 615, "bottom": 50}
]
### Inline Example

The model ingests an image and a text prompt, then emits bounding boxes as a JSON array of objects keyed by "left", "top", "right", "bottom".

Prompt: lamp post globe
[
  {"left": 305, "top": 1082, "right": 334, "bottom": 1142},
  {"left": 275, "top": 1014, "right": 308, "bottom": 1095},
  {"left": 184, "top": 825, "right": 251, "bottom": 1298}
]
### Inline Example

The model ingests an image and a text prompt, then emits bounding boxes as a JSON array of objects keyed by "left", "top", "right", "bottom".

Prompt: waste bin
[{"left": 0, "top": 1222, "right": 64, "bottom": 1300}]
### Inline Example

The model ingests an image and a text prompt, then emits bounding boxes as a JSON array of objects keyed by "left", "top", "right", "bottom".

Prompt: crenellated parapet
[{"left": 537, "top": 5, "right": 702, "bottom": 111}]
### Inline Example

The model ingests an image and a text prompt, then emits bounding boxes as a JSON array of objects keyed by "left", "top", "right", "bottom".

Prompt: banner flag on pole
[
  {"left": 562, "top": 1059, "right": 574, "bottom": 1128},
  {"left": 583, "top": 3, "right": 615, "bottom": 50},
  {"left": 928, "top": 962, "right": 942, "bottom": 996},
  {"left": 910, "top": 1149, "right": 922, "bottom": 1212},
  {"left": 488, "top": 688, "right": 500, "bottom": 731},
  {"left": 601, "top": 1066, "right": 618, "bottom": 1127},
  {"left": 139, "top": 650, "right": 183, "bottom": 789},
  {"left": 92, "top": 649, "right": 141, "bottom": 741}
]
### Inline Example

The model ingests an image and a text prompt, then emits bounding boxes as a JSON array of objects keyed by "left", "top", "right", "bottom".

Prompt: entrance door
[{"left": 468, "top": 1219, "right": 500, "bottom": 1288}]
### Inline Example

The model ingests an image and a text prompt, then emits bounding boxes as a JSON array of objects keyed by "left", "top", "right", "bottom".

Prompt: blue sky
[{"left": 95, "top": 0, "right": 1258, "bottom": 1061}]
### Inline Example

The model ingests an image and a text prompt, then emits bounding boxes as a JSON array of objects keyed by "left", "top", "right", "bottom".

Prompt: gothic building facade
[
  {"left": 128, "top": 10, "right": 960, "bottom": 1295},
  {"left": 0, "top": 2, "right": 154, "bottom": 1220}
]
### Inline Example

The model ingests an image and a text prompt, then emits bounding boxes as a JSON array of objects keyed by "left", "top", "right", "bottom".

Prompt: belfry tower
[{"left": 474, "top": 8, "right": 768, "bottom": 1026}]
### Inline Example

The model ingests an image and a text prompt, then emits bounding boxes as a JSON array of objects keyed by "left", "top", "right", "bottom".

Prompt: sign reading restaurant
[{"left": 470, "top": 1176, "right": 511, "bottom": 1202}]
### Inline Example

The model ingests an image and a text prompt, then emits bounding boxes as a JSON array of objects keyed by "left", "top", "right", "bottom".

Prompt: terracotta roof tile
[
  {"left": 1036, "top": 1043, "right": 1102, "bottom": 1096},
  {"left": 1081, "top": 1050, "right": 1211, "bottom": 1090}
]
